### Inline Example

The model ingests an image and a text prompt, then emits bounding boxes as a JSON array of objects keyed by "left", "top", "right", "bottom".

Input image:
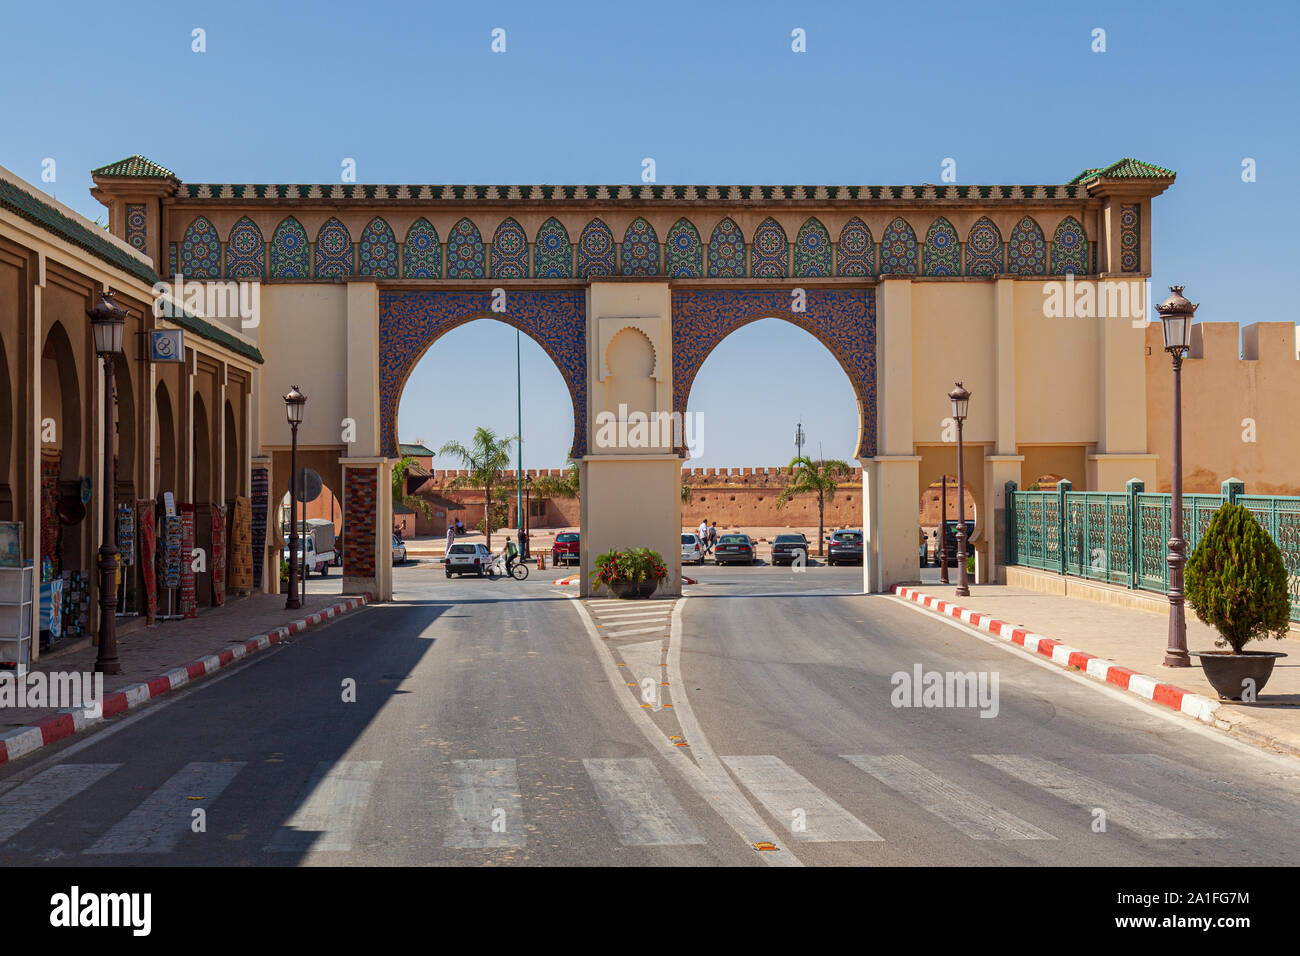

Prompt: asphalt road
[{"left": 0, "top": 560, "right": 1296, "bottom": 866}]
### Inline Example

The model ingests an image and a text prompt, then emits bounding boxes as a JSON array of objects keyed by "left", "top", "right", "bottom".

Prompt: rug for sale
[
  {"left": 136, "top": 499, "right": 157, "bottom": 624},
  {"left": 211, "top": 503, "right": 226, "bottom": 607},
  {"left": 179, "top": 504, "right": 196, "bottom": 619},
  {"left": 228, "top": 496, "right": 253, "bottom": 592},
  {"left": 251, "top": 467, "right": 268, "bottom": 589}
]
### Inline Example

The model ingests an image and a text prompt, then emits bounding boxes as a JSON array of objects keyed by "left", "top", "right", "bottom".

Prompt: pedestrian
[
  {"left": 708, "top": 521, "right": 718, "bottom": 554},
  {"left": 445, "top": 522, "right": 455, "bottom": 557},
  {"left": 698, "top": 517, "right": 709, "bottom": 554}
]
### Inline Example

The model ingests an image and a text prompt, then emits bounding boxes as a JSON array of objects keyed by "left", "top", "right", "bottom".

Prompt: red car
[{"left": 552, "top": 532, "right": 580, "bottom": 567}]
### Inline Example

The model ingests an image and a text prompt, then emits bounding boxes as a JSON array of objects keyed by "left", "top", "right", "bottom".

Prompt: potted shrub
[
  {"left": 1184, "top": 502, "right": 1291, "bottom": 699},
  {"left": 591, "top": 547, "right": 667, "bottom": 599}
]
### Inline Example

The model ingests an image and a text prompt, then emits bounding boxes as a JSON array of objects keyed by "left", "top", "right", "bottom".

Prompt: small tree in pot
[{"left": 1184, "top": 502, "right": 1291, "bottom": 699}]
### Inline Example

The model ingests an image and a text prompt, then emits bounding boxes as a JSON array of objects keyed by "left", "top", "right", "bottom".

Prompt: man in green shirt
[{"left": 504, "top": 538, "right": 519, "bottom": 576}]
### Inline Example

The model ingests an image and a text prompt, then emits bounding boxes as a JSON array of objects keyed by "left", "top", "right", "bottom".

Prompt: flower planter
[
  {"left": 1190, "top": 650, "right": 1287, "bottom": 700},
  {"left": 611, "top": 579, "right": 658, "bottom": 599}
]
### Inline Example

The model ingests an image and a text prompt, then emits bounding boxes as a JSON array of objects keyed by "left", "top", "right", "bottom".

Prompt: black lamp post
[
  {"left": 1156, "top": 286, "right": 1197, "bottom": 667},
  {"left": 948, "top": 382, "right": 971, "bottom": 598},
  {"left": 283, "top": 385, "right": 306, "bottom": 611},
  {"left": 89, "top": 291, "right": 126, "bottom": 675}
]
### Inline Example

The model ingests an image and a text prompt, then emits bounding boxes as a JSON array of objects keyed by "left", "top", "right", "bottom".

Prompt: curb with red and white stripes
[
  {"left": 0, "top": 594, "right": 371, "bottom": 766},
  {"left": 891, "top": 586, "right": 1221, "bottom": 725}
]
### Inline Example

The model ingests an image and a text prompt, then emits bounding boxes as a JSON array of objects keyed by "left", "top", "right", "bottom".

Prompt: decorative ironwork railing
[{"left": 1007, "top": 480, "right": 1300, "bottom": 622}]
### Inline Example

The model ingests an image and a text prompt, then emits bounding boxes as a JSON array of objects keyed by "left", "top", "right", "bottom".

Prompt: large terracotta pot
[
  {"left": 611, "top": 578, "right": 659, "bottom": 599},
  {"left": 1190, "top": 650, "right": 1287, "bottom": 700}
]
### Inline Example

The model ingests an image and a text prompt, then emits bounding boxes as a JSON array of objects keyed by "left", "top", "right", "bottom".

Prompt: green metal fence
[{"left": 1007, "top": 481, "right": 1300, "bottom": 622}]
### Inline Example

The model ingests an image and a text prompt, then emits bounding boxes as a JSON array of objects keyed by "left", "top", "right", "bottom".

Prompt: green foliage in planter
[
  {"left": 591, "top": 547, "right": 667, "bottom": 592},
  {"left": 1185, "top": 502, "right": 1291, "bottom": 654}
]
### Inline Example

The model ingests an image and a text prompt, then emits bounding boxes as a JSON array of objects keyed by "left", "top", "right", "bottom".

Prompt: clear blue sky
[{"left": 5, "top": 0, "right": 1296, "bottom": 468}]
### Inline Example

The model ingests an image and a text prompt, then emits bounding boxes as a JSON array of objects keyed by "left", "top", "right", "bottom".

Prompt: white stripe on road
[
  {"left": 593, "top": 606, "right": 675, "bottom": 618},
  {"left": 87, "top": 762, "right": 245, "bottom": 854},
  {"left": 618, "top": 640, "right": 666, "bottom": 711},
  {"left": 973, "top": 754, "right": 1224, "bottom": 839},
  {"left": 264, "top": 760, "right": 382, "bottom": 853},
  {"left": 721, "top": 755, "right": 882, "bottom": 843},
  {"left": 597, "top": 616, "right": 674, "bottom": 628},
  {"left": 604, "top": 624, "right": 672, "bottom": 639},
  {"left": 583, "top": 758, "right": 705, "bottom": 846},
  {"left": 444, "top": 758, "right": 526, "bottom": 849},
  {"left": 842, "top": 754, "right": 1054, "bottom": 840},
  {"left": 0, "top": 764, "right": 121, "bottom": 845}
]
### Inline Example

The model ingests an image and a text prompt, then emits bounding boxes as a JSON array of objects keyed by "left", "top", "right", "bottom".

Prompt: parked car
[
  {"left": 827, "top": 529, "right": 864, "bottom": 566},
  {"left": 940, "top": 520, "right": 976, "bottom": 564},
  {"left": 714, "top": 533, "right": 757, "bottom": 565},
  {"left": 445, "top": 542, "right": 492, "bottom": 577},
  {"left": 770, "top": 532, "right": 810, "bottom": 566},
  {"left": 681, "top": 532, "right": 705, "bottom": 565},
  {"left": 392, "top": 534, "right": 407, "bottom": 565},
  {"left": 552, "top": 532, "right": 580, "bottom": 567}
]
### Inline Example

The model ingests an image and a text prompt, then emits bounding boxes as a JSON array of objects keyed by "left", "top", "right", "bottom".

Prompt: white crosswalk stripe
[
  {"left": 264, "top": 760, "right": 382, "bottom": 853},
  {"left": 618, "top": 640, "right": 666, "bottom": 711},
  {"left": 444, "top": 758, "right": 526, "bottom": 849},
  {"left": 843, "top": 755, "right": 1054, "bottom": 840},
  {"left": 0, "top": 764, "right": 121, "bottom": 845},
  {"left": 87, "top": 762, "right": 245, "bottom": 854},
  {"left": 605, "top": 624, "right": 672, "bottom": 638},
  {"left": 722, "top": 755, "right": 882, "bottom": 843},
  {"left": 583, "top": 758, "right": 705, "bottom": 846},
  {"left": 973, "top": 754, "right": 1225, "bottom": 839},
  {"left": 593, "top": 608, "right": 674, "bottom": 620}
]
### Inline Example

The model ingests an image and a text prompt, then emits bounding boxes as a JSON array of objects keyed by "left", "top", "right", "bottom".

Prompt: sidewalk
[
  {"left": 1, "top": 591, "right": 371, "bottom": 764},
  {"left": 891, "top": 583, "right": 1300, "bottom": 757}
]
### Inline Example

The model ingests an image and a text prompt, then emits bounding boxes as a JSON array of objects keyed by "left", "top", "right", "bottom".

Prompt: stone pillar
[
  {"left": 582, "top": 281, "right": 681, "bottom": 598},
  {"left": 341, "top": 458, "right": 391, "bottom": 601},
  {"left": 865, "top": 278, "right": 918, "bottom": 593}
]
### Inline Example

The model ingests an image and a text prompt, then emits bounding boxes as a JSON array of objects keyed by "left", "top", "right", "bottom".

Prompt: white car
[
  {"left": 445, "top": 542, "right": 492, "bottom": 577},
  {"left": 681, "top": 532, "right": 704, "bottom": 565}
]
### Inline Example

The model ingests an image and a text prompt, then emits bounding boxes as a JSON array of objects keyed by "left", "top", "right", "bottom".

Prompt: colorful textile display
[
  {"left": 228, "top": 496, "right": 253, "bottom": 592},
  {"left": 59, "top": 569, "right": 90, "bottom": 641},
  {"left": 179, "top": 504, "right": 197, "bottom": 619},
  {"left": 137, "top": 500, "right": 157, "bottom": 623},
  {"left": 117, "top": 504, "right": 135, "bottom": 566},
  {"left": 160, "top": 511, "right": 182, "bottom": 590},
  {"left": 40, "top": 450, "right": 60, "bottom": 572},
  {"left": 211, "top": 503, "right": 226, "bottom": 607},
  {"left": 251, "top": 468, "right": 268, "bottom": 589}
]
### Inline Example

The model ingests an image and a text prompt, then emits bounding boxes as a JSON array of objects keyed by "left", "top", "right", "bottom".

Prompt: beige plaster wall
[{"left": 256, "top": 284, "right": 349, "bottom": 451}]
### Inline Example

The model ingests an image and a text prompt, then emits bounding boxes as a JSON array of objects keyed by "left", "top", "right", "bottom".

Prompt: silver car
[{"left": 681, "top": 532, "right": 704, "bottom": 565}]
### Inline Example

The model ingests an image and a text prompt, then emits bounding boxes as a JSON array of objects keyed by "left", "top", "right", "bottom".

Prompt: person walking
[
  {"left": 445, "top": 522, "right": 455, "bottom": 558},
  {"left": 708, "top": 521, "right": 719, "bottom": 555},
  {"left": 698, "top": 517, "right": 710, "bottom": 556}
]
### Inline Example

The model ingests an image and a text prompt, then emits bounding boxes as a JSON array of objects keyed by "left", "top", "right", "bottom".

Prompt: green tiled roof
[
  {"left": 0, "top": 175, "right": 158, "bottom": 284},
  {"left": 91, "top": 155, "right": 178, "bottom": 179},
  {"left": 0, "top": 176, "right": 262, "bottom": 365},
  {"left": 399, "top": 442, "right": 436, "bottom": 457},
  {"left": 1068, "top": 158, "right": 1176, "bottom": 184}
]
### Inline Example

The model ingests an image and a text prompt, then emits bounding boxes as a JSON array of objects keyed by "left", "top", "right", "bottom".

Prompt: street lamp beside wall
[
  {"left": 1156, "top": 286, "right": 1197, "bottom": 667},
  {"left": 283, "top": 385, "right": 306, "bottom": 611},
  {"left": 948, "top": 382, "right": 972, "bottom": 598},
  {"left": 89, "top": 291, "right": 126, "bottom": 675}
]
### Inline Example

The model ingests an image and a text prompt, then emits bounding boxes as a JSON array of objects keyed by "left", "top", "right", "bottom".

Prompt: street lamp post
[
  {"left": 939, "top": 473, "right": 949, "bottom": 584},
  {"left": 283, "top": 385, "right": 306, "bottom": 611},
  {"left": 949, "top": 382, "right": 971, "bottom": 598},
  {"left": 522, "top": 474, "right": 532, "bottom": 559},
  {"left": 89, "top": 291, "right": 126, "bottom": 675},
  {"left": 1157, "top": 286, "right": 1197, "bottom": 667}
]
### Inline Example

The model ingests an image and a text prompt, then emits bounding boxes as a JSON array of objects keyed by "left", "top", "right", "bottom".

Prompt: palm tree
[
  {"left": 776, "top": 456, "right": 851, "bottom": 556},
  {"left": 439, "top": 427, "right": 517, "bottom": 551},
  {"left": 531, "top": 459, "right": 579, "bottom": 501}
]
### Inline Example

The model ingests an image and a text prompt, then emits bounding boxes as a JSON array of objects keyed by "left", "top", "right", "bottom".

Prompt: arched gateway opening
[{"left": 377, "top": 290, "right": 585, "bottom": 573}]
